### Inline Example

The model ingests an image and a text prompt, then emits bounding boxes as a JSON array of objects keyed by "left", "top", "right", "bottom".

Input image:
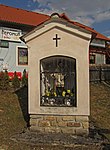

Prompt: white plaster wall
[
  {"left": 96, "top": 53, "right": 106, "bottom": 64},
  {"left": 27, "top": 26, "right": 91, "bottom": 116}
]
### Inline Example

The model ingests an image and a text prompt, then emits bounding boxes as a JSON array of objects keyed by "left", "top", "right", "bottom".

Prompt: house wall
[
  {"left": 95, "top": 53, "right": 106, "bottom": 64},
  {"left": 90, "top": 52, "right": 106, "bottom": 64},
  {"left": 0, "top": 41, "right": 28, "bottom": 72},
  {"left": 0, "top": 27, "right": 28, "bottom": 74}
]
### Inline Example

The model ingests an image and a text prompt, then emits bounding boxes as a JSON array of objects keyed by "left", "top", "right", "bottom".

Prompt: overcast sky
[{"left": 0, "top": 0, "right": 110, "bottom": 36}]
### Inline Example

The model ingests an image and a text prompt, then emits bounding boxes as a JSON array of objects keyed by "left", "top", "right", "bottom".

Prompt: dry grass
[
  {"left": 0, "top": 87, "right": 30, "bottom": 150},
  {"left": 0, "top": 83, "right": 110, "bottom": 149},
  {"left": 90, "top": 82, "right": 110, "bottom": 141}
]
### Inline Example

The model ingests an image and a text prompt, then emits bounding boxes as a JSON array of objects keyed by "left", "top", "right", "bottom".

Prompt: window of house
[
  {"left": 40, "top": 56, "right": 76, "bottom": 107},
  {"left": 90, "top": 54, "right": 95, "bottom": 64},
  {"left": 18, "top": 47, "right": 28, "bottom": 65},
  {"left": 0, "top": 40, "right": 9, "bottom": 48}
]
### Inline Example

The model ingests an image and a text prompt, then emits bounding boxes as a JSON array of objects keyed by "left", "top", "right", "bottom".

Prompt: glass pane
[
  {"left": 18, "top": 48, "right": 28, "bottom": 65},
  {"left": 40, "top": 56, "right": 76, "bottom": 107},
  {"left": 90, "top": 54, "right": 95, "bottom": 64}
]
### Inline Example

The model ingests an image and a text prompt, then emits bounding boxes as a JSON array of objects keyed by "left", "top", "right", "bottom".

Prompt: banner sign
[{"left": 1, "top": 28, "right": 22, "bottom": 41}]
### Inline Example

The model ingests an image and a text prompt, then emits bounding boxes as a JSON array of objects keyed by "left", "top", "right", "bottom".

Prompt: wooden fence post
[{"left": 99, "top": 66, "right": 102, "bottom": 82}]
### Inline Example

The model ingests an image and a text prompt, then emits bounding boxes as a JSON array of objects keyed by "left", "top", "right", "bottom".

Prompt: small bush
[
  {"left": 22, "top": 69, "right": 28, "bottom": 87},
  {"left": 0, "top": 71, "right": 10, "bottom": 90},
  {"left": 12, "top": 71, "right": 20, "bottom": 90}
]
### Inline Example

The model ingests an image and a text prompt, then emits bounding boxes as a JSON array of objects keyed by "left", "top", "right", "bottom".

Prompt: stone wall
[{"left": 30, "top": 115, "right": 89, "bottom": 135}]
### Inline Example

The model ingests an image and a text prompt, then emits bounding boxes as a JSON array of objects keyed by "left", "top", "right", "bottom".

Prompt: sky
[{"left": 0, "top": 0, "right": 110, "bottom": 37}]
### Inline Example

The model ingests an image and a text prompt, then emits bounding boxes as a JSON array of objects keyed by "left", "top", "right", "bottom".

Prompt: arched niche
[{"left": 40, "top": 55, "right": 77, "bottom": 107}]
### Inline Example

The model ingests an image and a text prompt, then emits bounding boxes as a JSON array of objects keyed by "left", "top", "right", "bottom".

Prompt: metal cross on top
[{"left": 53, "top": 34, "right": 61, "bottom": 47}]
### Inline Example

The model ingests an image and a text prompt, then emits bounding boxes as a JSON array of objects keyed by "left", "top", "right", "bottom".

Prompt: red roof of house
[
  {"left": 0, "top": 4, "right": 49, "bottom": 26},
  {"left": 0, "top": 4, "right": 110, "bottom": 41},
  {"left": 60, "top": 13, "right": 110, "bottom": 41}
]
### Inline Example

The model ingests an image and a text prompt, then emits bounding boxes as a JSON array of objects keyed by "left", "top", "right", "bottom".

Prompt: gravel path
[{"left": 10, "top": 129, "right": 110, "bottom": 150}]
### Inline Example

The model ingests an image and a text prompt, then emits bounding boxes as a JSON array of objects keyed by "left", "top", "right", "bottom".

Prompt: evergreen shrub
[
  {"left": 0, "top": 71, "right": 10, "bottom": 90},
  {"left": 12, "top": 71, "right": 20, "bottom": 90},
  {"left": 22, "top": 69, "right": 28, "bottom": 87}
]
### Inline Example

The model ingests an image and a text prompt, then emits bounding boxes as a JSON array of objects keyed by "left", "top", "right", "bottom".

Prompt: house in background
[
  {"left": 90, "top": 36, "right": 110, "bottom": 64},
  {"left": 0, "top": 4, "right": 49, "bottom": 77},
  {"left": 68, "top": 19, "right": 110, "bottom": 65},
  {"left": 0, "top": 4, "right": 110, "bottom": 78}
]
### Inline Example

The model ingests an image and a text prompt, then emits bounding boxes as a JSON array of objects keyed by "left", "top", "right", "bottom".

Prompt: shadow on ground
[
  {"left": 90, "top": 127, "right": 110, "bottom": 138},
  {"left": 89, "top": 121, "right": 110, "bottom": 150},
  {"left": 102, "top": 143, "right": 110, "bottom": 150},
  {"left": 15, "top": 86, "right": 29, "bottom": 127},
  {"left": 98, "top": 128, "right": 110, "bottom": 150}
]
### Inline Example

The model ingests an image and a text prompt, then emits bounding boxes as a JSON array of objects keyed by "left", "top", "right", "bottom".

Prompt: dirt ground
[{"left": 0, "top": 83, "right": 110, "bottom": 150}]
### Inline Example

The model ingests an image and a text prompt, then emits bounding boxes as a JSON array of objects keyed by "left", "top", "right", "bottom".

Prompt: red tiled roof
[
  {"left": 60, "top": 13, "right": 110, "bottom": 41},
  {"left": 0, "top": 4, "right": 50, "bottom": 26},
  {"left": 72, "top": 21, "right": 110, "bottom": 41},
  {"left": 0, "top": 4, "right": 110, "bottom": 41}
]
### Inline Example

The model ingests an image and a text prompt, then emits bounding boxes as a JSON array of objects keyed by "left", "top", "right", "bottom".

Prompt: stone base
[{"left": 29, "top": 115, "right": 89, "bottom": 135}]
